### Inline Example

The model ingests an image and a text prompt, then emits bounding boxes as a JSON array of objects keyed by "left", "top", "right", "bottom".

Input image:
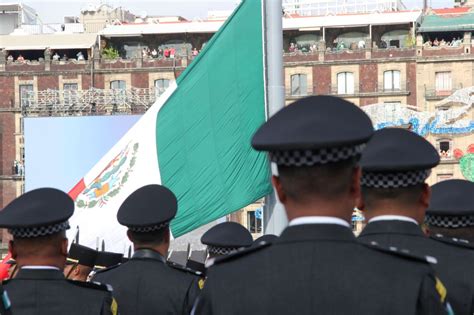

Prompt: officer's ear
[
  {"left": 60, "top": 238, "right": 68, "bottom": 257},
  {"left": 272, "top": 175, "right": 287, "bottom": 204},
  {"left": 350, "top": 166, "right": 362, "bottom": 199},
  {"left": 9, "top": 240, "right": 17, "bottom": 260},
  {"left": 420, "top": 183, "right": 431, "bottom": 209}
]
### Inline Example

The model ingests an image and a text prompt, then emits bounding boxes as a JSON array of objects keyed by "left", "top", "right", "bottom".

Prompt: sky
[
  {"left": 0, "top": 0, "right": 455, "bottom": 24},
  {"left": 24, "top": 115, "right": 141, "bottom": 192}
]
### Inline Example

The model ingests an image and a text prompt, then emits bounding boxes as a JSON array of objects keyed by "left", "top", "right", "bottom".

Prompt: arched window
[
  {"left": 383, "top": 70, "right": 401, "bottom": 91},
  {"left": 154, "top": 79, "right": 170, "bottom": 97},
  {"left": 290, "top": 74, "right": 307, "bottom": 96},
  {"left": 337, "top": 72, "right": 354, "bottom": 94}
]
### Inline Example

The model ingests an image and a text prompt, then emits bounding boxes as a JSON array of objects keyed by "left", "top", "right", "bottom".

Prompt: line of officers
[{"left": 0, "top": 96, "right": 473, "bottom": 314}]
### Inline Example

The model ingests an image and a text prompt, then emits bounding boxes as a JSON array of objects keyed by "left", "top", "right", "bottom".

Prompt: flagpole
[{"left": 262, "top": 0, "right": 288, "bottom": 235}]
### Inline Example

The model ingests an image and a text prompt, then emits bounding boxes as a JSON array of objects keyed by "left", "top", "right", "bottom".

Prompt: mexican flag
[{"left": 67, "top": 0, "right": 272, "bottom": 253}]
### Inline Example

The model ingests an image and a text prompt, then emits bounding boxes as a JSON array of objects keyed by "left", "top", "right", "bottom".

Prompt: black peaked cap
[
  {"left": 252, "top": 96, "right": 374, "bottom": 151},
  {"left": 0, "top": 188, "right": 73, "bottom": 229},
  {"left": 252, "top": 234, "right": 277, "bottom": 248},
  {"left": 117, "top": 184, "right": 177, "bottom": 230},
  {"left": 360, "top": 128, "right": 439, "bottom": 172},
  {"left": 201, "top": 222, "right": 253, "bottom": 248},
  {"left": 95, "top": 251, "right": 123, "bottom": 268},
  {"left": 68, "top": 243, "right": 98, "bottom": 268},
  {"left": 427, "top": 179, "right": 474, "bottom": 216}
]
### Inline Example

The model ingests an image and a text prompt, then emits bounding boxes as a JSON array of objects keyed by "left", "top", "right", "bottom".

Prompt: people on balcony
[
  {"left": 52, "top": 53, "right": 60, "bottom": 61},
  {"left": 7, "top": 55, "right": 13, "bottom": 62},
  {"left": 76, "top": 52, "right": 85, "bottom": 61},
  {"left": 17, "top": 54, "right": 24, "bottom": 62}
]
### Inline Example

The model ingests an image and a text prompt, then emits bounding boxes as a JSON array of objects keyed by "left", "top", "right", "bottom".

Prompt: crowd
[
  {"left": 0, "top": 95, "right": 473, "bottom": 314},
  {"left": 141, "top": 47, "right": 200, "bottom": 59},
  {"left": 424, "top": 37, "right": 463, "bottom": 48}
]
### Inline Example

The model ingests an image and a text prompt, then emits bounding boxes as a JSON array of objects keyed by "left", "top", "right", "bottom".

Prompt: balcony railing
[
  {"left": 285, "top": 82, "right": 409, "bottom": 98},
  {"left": 424, "top": 84, "right": 462, "bottom": 100}
]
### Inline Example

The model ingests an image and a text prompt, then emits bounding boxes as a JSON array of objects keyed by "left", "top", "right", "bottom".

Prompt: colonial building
[{"left": 0, "top": 4, "right": 473, "bottom": 241}]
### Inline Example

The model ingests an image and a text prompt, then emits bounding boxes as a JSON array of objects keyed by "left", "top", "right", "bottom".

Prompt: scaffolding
[
  {"left": 22, "top": 88, "right": 159, "bottom": 116},
  {"left": 283, "top": 0, "right": 407, "bottom": 16}
]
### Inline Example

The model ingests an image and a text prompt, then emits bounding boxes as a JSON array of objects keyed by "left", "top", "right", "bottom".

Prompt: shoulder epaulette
[
  {"left": 167, "top": 261, "right": 204, "bottom": 277},
  {"left": 362, "top": 241, "right": 438, "bottom": 265},
  {"left": 210, "top": 241, "right": 272, "bottom": 267},
  {"left": 94, "top": 264, "right": 121, "bottom": 275},
  {"left": 430, "top": 233, "right": 474, "bottom": 250},
  {"left": 67, "top": 279, "right": 113, "bottom": 292}
]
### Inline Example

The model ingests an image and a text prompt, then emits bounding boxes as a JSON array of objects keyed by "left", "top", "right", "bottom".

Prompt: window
[
  {"left": 154, "top": 79, "right": 170, "bottom": 97},
  {"left": 437, "top": 139, "right": 452, "bottom": 160},
  {"left": 110, "top": 80, "right": 126, "bottom": 106},
  {"left": 437, "top": 174, "right": 453, "bottom": 182},
  {"left": 383, "top": 70, "right": 401, "bottom": 91},
  {"left": 435, "top": 72, "right": 452, "bottom": 94},
  {"left": 290, "top": 74, "right": 307, "bottom": 96},
  {"left": 63, "top": 83, "right": 78, "bottom": 106},
  {"left": 247, "top": 210, "right": 262, "bottom": 234},
  {"left": 110, "top": 80, "right": 126, "bottom": 90},
  {"left": 19, "top": 84, "right": 33, "bottom": 108},
  {"left": 337, "top": 72, "right": 354, "bottom": 94}
]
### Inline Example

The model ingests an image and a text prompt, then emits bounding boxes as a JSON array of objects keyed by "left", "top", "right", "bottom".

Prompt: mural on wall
[
  {"left": 363, "top": 86, "right": 474, "bottom": 181},
  {"left": 454, "top": 145, "right": 474, "bottom": 182}
]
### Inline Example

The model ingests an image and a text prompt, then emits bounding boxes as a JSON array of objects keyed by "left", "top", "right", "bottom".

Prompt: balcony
[
  {"left": 285, "top": 82, "right": 410, "bottom": 99},
  {"left": 424, "top": 85, "right": 462, "bottom": 101}
]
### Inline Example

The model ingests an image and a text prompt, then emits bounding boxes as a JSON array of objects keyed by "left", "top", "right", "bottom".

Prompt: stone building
[{"left": 0, "top": 5, "right": 473, "bottom": 242}]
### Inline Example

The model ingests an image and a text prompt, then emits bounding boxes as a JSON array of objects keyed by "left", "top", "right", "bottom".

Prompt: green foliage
[
  {"left": 77, "top": 200, "right": 85, "bottom": 208},
  {"left": 121, "top": 172, "right": 129, "bottom": 184},
  {"left": 88, "top": 200, "right": 98, "bottom": 208},
  {"left": 102, "top": 46, "right": 120, "bottom": 60}
]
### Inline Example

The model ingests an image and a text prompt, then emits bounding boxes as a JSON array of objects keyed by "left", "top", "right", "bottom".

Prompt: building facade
[{"left": 0, "top": 6, "right": 473, "bottom": 241}]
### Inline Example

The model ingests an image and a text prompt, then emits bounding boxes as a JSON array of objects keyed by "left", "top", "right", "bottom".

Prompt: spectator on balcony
[
  {"left": 151, "top": 49, "right": 158, "bottom": 58},
  {"left": 433, "top": 38, "right": 440, "bottom": 47},
  {"left": 142, "top": 47, "right": 149, "bottom": 59},
  {"left": 337, "top": 41, "right": 346, "bottom": 50},
  {"left": 52, "top": 53, "right": 60, "bottom": 61},
  {"left": 423, "top": 39, "right": 432, "bottom": 47},
  {"left": 76, "top": 51, "right": 85, "bottom": 61},
  {"left": 379, "top": 40, "right": 387, "bottom": 49},
  {"left": 310, "top": 44, "right": 317, "bottom": 53},
  {"left": 164, "top": 48, "right": 170, "bottom": 58},
  {"left": 289, "top": 43, "right": 296, "bottom": 52},
  {"left": 170, "top": 47, "right": 176, "bottom": 59},
  {"left": 358, "top": 40, "right": 366, "bottom": 49},
  {"left": 17, "top": 54, "right": 24, "bottom": 62},
  {"left": 62, "top": 54, "right": 68, "bottom": 61},
  {"left": 7, "top": 55, "right": 13, "bottom": 62},
  {"left": 192, "top": 48, "right": 198, "bottom": 57},
  {"left": 439, "top": 39, "right": 447, "bottom": 47}
]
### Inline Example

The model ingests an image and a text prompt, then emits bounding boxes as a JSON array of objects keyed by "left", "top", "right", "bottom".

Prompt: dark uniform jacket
[
  {"left": 359, "top": 220, "right": 474, "bottom": 315},
  {"left": 194, "top": 224, "right": 448, "bottom": 315},
  {"left": 93, "top": 249, "right": 200, "bottom": 315},
  {"left": 3, "top": 268, "right": 116, "bottom": 315}
]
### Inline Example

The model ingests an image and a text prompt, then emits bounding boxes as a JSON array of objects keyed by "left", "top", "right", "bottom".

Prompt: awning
[
  {"left": 418, "top": 13, "right": 474, "bottom": 32},
  {"left": 0, "top": 33, "right": 97, "bottom": 50}
]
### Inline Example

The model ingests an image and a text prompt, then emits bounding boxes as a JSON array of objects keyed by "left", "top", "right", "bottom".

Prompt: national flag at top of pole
[{"left": 66, "top": 0, "right": 275, "bottom": 253}]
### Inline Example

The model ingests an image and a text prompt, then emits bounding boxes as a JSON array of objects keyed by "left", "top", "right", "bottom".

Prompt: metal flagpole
[{"left": 262, "top": 0, "right": 288, "bottom": 235}]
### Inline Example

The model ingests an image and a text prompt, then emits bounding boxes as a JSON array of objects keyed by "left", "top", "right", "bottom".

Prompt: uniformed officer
[
  {"left": 201, "top": 222, "right": 253, "bottom": 259},
  {"left": 0, "top": 188, "right": 117, "bottom": 315},
  {"left": 357, "top": 128, "right": 472, "bottom": 314},
  {"left": 94, "top": 251, "right": 123, "bottom": 270},
  {"left": 193, "top": 96, "right": 450, "bottom": 314},
  {"left": 425, "top": 179, "right": 474, "bottom": 244},
  {"left": 64, "top": 243, "right": 98, "bottom": 281},
  {"left": 92, "top": 184, "right": 200, "bottom": 315}
]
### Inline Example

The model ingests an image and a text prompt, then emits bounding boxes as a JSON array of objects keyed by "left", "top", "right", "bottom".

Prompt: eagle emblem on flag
[{"left": 76, "top": 142, "right": 139, "bottom": 208}]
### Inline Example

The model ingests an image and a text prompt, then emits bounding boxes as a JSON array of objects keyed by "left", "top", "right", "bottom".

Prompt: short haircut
[
  {"left": 13, "top": 230, "right": 67, "bottom": 258},
  {"left": 428, "top": 225, "right": 474, "bottom": 243},
  {"left": 361, "top": 184, "right": 424, "bottom": 209},
  {"left": 128, "top": 227, "right": 168, "bottom": 246},
  {"left": 278, "top": 157, "right": 357, "bottom": 201}
]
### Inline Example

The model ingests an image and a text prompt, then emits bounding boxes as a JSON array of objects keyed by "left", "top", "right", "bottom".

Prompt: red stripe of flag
[{"left": 69, "top": 179, "right": 86, "bottom": 201}]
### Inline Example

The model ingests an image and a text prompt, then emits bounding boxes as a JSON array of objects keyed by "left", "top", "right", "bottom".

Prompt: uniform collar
[
  {"left": 132, "top": 248, "right": 166, "bottom": 263},
  {"left": 360, "top": 220, "right": 426, "bottom": 238},
  {"left": 368, "top": 215, "right": 419, "bottom": 225},
  {"left": 277, "top": 224, "right": 356, "bottom": 244},
  {"left": 14, "top": 268, "right": 65, "bottom": 280},
  {"left": 289, "top": 216, "right": 351, "bottom": 228}
]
